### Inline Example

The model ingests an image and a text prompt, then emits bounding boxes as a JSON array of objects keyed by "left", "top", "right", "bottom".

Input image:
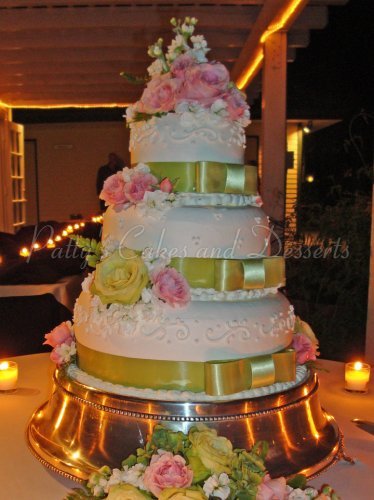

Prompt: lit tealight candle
[
  {"left": 47, "top": 238, "right": 55, "bottom": 248},
  {"left": 62, "top": 230, "right": 68, "bottom": 237},
  {"left": 19, "top": 247, "right": 30, "bottom": 257},
  {"left": 55, "top": 235, "right": 62, "bottom": 242},
  {"left": 66, "top": 225, "right": 74, "bottom": 233},
  {"left": 345, "top": 361, "right": 371, "bottom": 393},
  {"left": 0, "top": 361, "right": 18, "bottom": 391},
  {"left": 74, "top": 223, "right": 80, "bottom": 229},
  {"left": 80, "top": 222, "right": 85, "bottom": 227},
  {"left": 33, "top": 242, "right": 40, "bottom": 250}
]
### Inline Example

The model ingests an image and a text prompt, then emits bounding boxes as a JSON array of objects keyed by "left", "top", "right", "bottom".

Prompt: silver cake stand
[{"left": 27, "top": 368, "right": 346, "bottom": 482}]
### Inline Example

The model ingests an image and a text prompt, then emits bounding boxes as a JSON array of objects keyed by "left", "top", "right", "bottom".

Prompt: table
[
  {"left": 0, "top": 354, "right": 373, "bottom": 499},
  {"left": 0, "top": 274, "right": 84, "bottom": 312}
]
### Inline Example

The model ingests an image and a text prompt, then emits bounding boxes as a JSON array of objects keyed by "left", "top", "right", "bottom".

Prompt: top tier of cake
[{"left": 130, "top": 112, "right": 245, "bottom": 165}]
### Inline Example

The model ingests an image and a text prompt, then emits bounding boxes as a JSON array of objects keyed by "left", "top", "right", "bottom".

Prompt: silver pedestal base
[{"left": 27, "top": 368, "right": 342, "bottom": 482}]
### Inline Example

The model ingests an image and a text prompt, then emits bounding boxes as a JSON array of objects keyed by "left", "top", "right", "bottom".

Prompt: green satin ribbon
[
  {"left": 76, "top": 342, "right": 295, "bottom": 396},
  {"left": 170, "top": 256, "right": 285, "bottom": 291},
  {"left": 143, "top": 161, "right": 257, "bottom": 195}
]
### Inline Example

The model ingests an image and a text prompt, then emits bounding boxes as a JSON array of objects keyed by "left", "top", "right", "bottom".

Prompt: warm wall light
[
  {"left": 0, "top": 100, "right": 129, "bottom": 110},
  {"left": 303, "top": 121, "right": 313, "bottom": 134}
]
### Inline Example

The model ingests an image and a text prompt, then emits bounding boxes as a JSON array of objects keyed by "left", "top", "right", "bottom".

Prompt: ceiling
[{"left": 0, "top": 0, "right": 348, "bottom": 108}]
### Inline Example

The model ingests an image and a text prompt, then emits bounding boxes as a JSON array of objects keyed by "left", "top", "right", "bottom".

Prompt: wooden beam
[
  {"left": 0, "top": 0, "right": 266, "bottom": 6},
  {"left": 0, "top": 6, "right": 259, "bottom": 31},
  {"left": 0, "top": 46, "right": 239, "bottom": 64},
  {"left": 260, "top": 32, "right": 287, "bottom": 229},
  {"left": 232, "top": 0, "right": 309, "bottom": 85},
  {"left": 0, "top": 28, "right": 249, "bottom": 50}
]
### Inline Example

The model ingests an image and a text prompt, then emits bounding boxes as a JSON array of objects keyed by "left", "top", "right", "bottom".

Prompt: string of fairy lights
[{"left": 18, "top": 216, "right": 103, "bottom": 258}]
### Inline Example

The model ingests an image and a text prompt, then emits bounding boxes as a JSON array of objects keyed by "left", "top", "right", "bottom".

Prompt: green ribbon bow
[
  {"left": 144, "top": 161, "right": 257, "bottom": 195},
  {"left": 76, "top": 342, "right": 296, "bottom": 396},
  {"left": 170, "top": 256, "right": 285, "bottom": 291}
]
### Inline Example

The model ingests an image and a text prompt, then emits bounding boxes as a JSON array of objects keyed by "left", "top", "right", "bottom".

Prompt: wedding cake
[
  {"left": 29, "top": 19, "right": 341, "bottom": 492},
  {"left": 46, "top": 17, "right": 319, "bottom": 398}
]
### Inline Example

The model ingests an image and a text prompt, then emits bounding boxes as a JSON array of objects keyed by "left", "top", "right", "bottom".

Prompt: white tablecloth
[
  {"left": 0, "top": 354, "right": 373, "bottom": 499},
  {"left": 0, "top": 274, "right": 84, "bottom": 311}
]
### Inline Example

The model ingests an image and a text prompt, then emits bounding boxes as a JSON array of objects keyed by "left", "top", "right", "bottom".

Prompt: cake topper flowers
[{"left": 124, "top": 17, "right": 250, "bottom": 127}]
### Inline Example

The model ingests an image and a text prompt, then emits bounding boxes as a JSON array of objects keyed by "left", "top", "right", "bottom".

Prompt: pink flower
[
  {"left": 152, "top": 268, "right": 191, "bottom": 307},
  {"left": 50, "top": 349, "right": 65, "bottom": 365},
  {"left": 139, "top": 74, "right": 181, "bottom": 114},
  {"left": 256, "top": 474, "right": 287, "bottom": 500},
  {"left": 223, "top": 87, "right": 250, "bottom": 122},
  {"left": 170, "top": 54, "right": 196, "bottom": 79},
  {"left": 143, "top": 452, "right": 193, "bottom": 497},
  {"left": 124, "top": 172, "right": 158, "bottom": 203},
  {"left": 177, "top": 62, "right": 230, "bottom": 107},
  {"left": 159, "top": 177, "right": 174, "bottom": 193},
  {"left": 100, "top": 172, "right": 127, "bottom": 206},
  {"left": 292, "top": 333, "right": 318, "bottom": 364},
  {"left": 43, "top": 321, "right": 73, "bottom": 348}
]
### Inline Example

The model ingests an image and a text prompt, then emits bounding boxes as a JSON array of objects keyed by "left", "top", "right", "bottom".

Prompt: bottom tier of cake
[{"left": 27, "top": 368, "right": 342, "bottom": 482}]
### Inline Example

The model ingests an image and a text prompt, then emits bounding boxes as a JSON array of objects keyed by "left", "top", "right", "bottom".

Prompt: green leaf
[
  {"left": 120, "top": 71, "right": 147, "bottom": 85},
  {"left": 64, "top": 485, "right": 97, "bottom": 499},
  {"left": 286, "top": 473, "right": 307, "bottom": 490}
]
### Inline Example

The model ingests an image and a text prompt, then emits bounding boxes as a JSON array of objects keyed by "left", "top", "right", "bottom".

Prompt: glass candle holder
[
  {"left": 0, "top": 361, "right": 18, "bottom": 392},
  {"left": 345, "top": 361, "right": 371, "bottom": 393}
]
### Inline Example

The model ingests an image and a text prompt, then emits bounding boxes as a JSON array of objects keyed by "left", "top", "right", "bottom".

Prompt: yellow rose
[
  {"left": 107, "top": 483, "right": 150, "bottom": 500},
  {"left": 91, "top": 248, "right": 149, "bottom": 305},
  {"left": 188, "top": 426, "right": 234, "bottom": 475},
  {"left": 159, "top": 488, "right": 207, "bottom": 500}
]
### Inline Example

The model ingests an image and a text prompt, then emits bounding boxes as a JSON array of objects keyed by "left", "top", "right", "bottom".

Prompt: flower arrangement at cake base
[{"left": 66, "top": 425, "right": 339, "bottom": 500}]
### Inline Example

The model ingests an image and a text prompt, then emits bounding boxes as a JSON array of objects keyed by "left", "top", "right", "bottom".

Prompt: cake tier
[
  {"left": 102, "top": 204, "right": 271, "bottom": 259},
  {"left": 74, "top": 290, "right": 294, "bottom": 363},
  {"left": 130, "top": 112, "right": 245, "bottom": 164}
]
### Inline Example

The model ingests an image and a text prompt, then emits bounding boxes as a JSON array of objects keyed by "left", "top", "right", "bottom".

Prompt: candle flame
[
  {"left": 0, "top": 361, "right": 9, "bottom": 370},
  {"left": 354, "top": 361, "right": 363, "bottom": 370}
]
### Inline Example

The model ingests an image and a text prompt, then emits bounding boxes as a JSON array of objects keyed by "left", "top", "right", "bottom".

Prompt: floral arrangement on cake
[
  {"left": 99, "top": 163, "right": 177, "bottom": 216},
  {"left": 66, "top": 424, "right": 339, "bottom": 500},
  {"left": 124, "top": 17, "right": 250, "bottom": 128}
]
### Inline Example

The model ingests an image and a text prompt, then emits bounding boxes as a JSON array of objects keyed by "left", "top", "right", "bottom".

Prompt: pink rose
[
  {"left": 171, "top": 54, "right": 196, "bottom": 79},
  {"left": 124, "top": 172, "right": 158, "bottom": 203},
  {"left": 100, "top": 172, "right": 127, "bottom": 206},
  {"left": 177, "top": 62, "right": 230, "bottom": 107},
  {"left": 143, "top": 452, "right": 193, "bottom": 497},
  {"left": 152, "top": 268, "right": 190, "bottom": 307},
  {"left": 159, "top": 177, "right": 173, "bottom": 193},
  {"left": 223, "top": 88, "right": 250, "bottom": 122},
  {"left": 43, "top": 321, "right": 73, "bottom": 348},
  {"left": 256, "top": 474, "right": 287, "bottom": 500},
  {"left": 292, "top": 333, "right": 318, "bottom": 364},
  {"left": 139, "top": 74, "right": 181, "bottom": 114},
  {"left": 49, "top": 348, "right": 67, "bottom": 366}
]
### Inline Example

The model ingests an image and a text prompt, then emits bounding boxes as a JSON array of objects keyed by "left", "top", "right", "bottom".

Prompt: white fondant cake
[
  {"left": 71, "top": 19, "right": 301, "bottom": 395},
  {"left": 130, "top": 111, "right": 245, "bottom": 165}
]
